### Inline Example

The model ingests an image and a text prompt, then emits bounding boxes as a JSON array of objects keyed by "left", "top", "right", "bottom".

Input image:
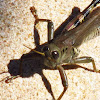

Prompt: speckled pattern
[{"left": 0, "top": 0, "right": 100, "bottom": 100}]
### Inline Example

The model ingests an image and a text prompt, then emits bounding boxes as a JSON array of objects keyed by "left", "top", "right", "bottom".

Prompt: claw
[{"left": 94, "top": 69, "right": 100, "bottom": 73}]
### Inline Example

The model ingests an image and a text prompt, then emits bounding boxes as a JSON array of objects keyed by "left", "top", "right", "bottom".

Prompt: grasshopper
[{"left": 0, "top": 0, "right": 100, "bottom": 100}]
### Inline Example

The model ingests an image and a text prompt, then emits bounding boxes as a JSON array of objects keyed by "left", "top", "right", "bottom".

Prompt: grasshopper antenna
[{"left": 23, "top": 45, "right": 45, "bottom": 56}]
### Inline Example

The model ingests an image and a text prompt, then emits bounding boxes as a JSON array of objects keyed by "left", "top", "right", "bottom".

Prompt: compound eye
[
  {"left": 42, "top": 46, "right": 49, "bottom": 52},
  {"left": 52, "top": 51, "right": 59, "bottom": 59}
]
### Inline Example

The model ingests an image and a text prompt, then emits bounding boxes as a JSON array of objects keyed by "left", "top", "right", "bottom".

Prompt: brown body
[
  {"left": 55, "top": 7, "right": 100, "bottom": 48},
  {"left": 44, "top": 7, "right": 100, "bottom": 68}
]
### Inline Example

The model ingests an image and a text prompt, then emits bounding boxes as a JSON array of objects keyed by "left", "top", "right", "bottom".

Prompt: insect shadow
[{"left": 6, "top": 7, "right": 97, "bottom": 99}]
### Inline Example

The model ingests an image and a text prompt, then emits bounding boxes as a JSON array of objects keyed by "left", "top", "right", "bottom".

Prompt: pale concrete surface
[{"left": 0, "top": 0, "right": 100, "bottom": 100}]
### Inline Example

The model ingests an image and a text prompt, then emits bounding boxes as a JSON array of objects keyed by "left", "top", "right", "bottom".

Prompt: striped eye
[{"left": 52, "top": 51, "right": 59, "bottom": 59}]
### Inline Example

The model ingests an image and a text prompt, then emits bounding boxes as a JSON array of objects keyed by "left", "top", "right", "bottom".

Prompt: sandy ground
[{"left": 0, "top": 0, "right": 100, "bottom": 100}]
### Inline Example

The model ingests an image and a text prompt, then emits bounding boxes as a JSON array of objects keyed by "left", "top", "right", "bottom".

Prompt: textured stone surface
[{"left": 0, "top": 0, "right": 100, "bottom": 100}]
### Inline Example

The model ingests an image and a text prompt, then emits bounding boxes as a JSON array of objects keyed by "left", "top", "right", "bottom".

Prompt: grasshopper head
[
  {"left": 42, "top": 43, "right": 60, "bottom": 69},
  {"left": 42, "top": 43, "right": 78, "bottom": 69}
]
